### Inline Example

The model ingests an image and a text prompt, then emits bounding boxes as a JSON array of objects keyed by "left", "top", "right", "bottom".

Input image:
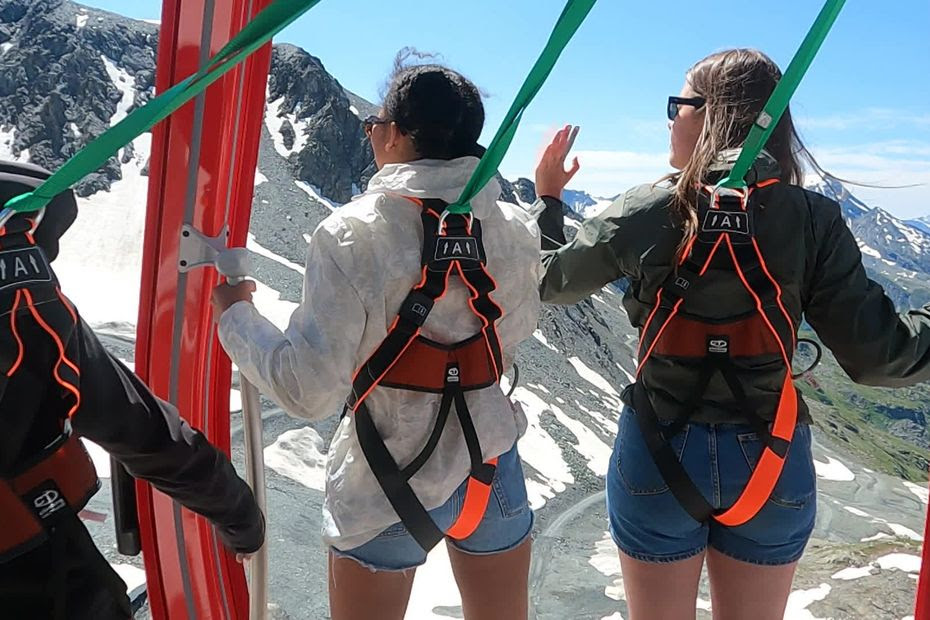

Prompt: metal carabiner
[
  {"left": 437, "top": 209, "right": 474, "bottom": 236},
  {"left": 0, "top": 205, "right": 46, "bottom": 234},
  {"left": 707, "top": 181, "right": 750, "bottom": 211}
]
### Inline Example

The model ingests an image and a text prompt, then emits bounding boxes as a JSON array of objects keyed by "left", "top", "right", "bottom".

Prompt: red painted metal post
[{"left": 135, "top": 1, "right": 272, "bottom": 617}]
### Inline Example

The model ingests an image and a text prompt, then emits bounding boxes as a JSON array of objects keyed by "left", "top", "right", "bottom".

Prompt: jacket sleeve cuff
[
  {"left": 217, "top": 301, "right": 259, "bottom": 350},
  {"left": 534, "top": 196, "right": 569, "bottom": 251}
]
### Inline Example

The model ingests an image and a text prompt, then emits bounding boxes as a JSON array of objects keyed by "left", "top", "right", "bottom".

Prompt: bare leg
[
  {"left": 447, "top": 537, "right": 531, "bottom": 620},
  {"left": 619, "top": 549, "right": 705, "bottom": 620},
  {"left": 328, "top": 551, "right": 416, "bottom": 620},
  {"left": 706, "top": 548, "right": 798, "bottom": 620}
]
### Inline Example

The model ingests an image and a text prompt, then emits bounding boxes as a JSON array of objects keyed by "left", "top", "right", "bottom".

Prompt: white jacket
[{"left": 219, "top": 157, "right": 542, "bottom": 550}]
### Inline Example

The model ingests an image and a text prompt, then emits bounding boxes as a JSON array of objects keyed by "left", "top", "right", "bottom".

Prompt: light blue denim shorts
[
  {"left": 607, "top": 407, "right": 816, "bottom": 566},
  {"left": 333, "top": 443, "right": 533, "bottom": 571}
]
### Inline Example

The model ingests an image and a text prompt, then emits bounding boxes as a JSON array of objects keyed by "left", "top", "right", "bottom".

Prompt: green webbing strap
[
  {"left": 5, "top": 0, "right": 323, "bottom": 214},
  {"left": 446, "top": 0, "right": 597, "bottom": 215},
  {"left": 718, "top": 0, "right": 846, "bottom": 189}
]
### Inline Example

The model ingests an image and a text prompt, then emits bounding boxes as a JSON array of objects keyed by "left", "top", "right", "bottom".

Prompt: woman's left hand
[
  {"left": 212, "top": 280, "right": 256, "bottom": 319},
  {"left": 535, "top": 124, "right": 581, "bottom": 200}
]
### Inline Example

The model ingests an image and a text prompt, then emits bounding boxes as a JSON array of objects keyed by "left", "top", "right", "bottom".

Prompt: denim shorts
[
  {"left": 607, "top": 407, "right": 816, "bottom": 566},
  {"left": 334, "top": 443, "right": 534, "bottom": 571}
]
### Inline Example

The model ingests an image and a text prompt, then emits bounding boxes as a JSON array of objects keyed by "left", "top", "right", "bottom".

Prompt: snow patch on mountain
[
  {"left": 295, "top": 180, "right": 339, "bottom": 211},
  {"left": 785, "top": 583, "right": 832, "bottom": 620},
  {"left": 509, "top": 387, "right": 574, "bottom": 509},
  {"left": 569, "top": 357, "right": 622, "bottom": 399},
  {"left": 904, "top": 481, "right": 929, "bottom": 505},
  {"left": 264, "top": 427, "right": 327, "bottom": 492},
  {"left": 814, "top": 456, "right": 856, "bottom": 482},
  {"left": 101, "top": 56, "right": 136, "bottom": 126},
  {"left": 55, "top": 133, "right": 151, "bottom": 325},
  {"left": 907, "top": 216, "right": 930, "bottom": 235},
  {"left": 265, "top": 95, "right": 309, "bottom": 158}
]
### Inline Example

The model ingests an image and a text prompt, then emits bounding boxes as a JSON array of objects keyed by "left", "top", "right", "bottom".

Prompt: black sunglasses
[
  {"left": 363, "top": 114, "right": 390, "bottom": 135},
  {"left": 667, "top": 96, "right": 706, "bottom": 121}
]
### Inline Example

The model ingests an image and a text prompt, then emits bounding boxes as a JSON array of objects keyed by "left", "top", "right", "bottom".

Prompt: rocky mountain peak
[
  {"left": 0, "top": 0, "right": 156, "bottom": 194},
  {"left": 266, "top": 44, "right": 374, "bottom": 204}
]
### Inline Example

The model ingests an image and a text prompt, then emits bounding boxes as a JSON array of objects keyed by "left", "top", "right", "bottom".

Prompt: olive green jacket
[{"left": 539, "top": 153, "right": 930, "bottom": 424}]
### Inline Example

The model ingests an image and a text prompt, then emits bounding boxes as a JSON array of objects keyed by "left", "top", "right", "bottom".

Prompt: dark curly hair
[{"left": 381, "top": 49, "right": 485, "bottom": 160}]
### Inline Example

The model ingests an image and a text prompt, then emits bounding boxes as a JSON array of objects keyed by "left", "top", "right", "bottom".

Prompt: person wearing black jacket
[{"left": 0, "top": 162, "right": 264, "bottom": 620}]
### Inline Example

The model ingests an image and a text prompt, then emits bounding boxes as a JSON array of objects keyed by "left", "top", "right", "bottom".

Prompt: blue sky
[{"left": 84, "top": 0, "right": 930, "bottom": 218}]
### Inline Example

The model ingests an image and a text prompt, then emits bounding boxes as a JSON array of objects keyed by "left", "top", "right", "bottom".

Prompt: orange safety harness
[
  {"left": 345, "top": 197, "right": 504, "bottom": 551},
  {"left": 0, "top": 216, "right": 98, "bottom": 562},
  {"left": 632, "top": 180, "right": 799, "bottom": 526}
]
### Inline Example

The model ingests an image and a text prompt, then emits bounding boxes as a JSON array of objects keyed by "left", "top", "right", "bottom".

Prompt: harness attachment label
[
  {"left": 0, "top": 247, "right": 52, "bottom": 291},
  {"left": 446, "top": 363, "right": 461, "bottom": 385},
  {"left": 434, "top": 237, "right": 480, "bottom": 263},
  {"left": 701, "top": 210, "right": 750, "bottom": 236}
]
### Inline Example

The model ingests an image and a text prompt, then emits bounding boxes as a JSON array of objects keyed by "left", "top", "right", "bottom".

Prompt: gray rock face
[
  {"left": 0, "top": 0, "right": 157, "bottom": 195},
  {"left": 512, "top": 177, "right": 537, "bottom": 204},
  {"left": 804, "top": 176, "right": 930, "bottom": 308},
  {"left": 0, "top": 0, "right": 374, "bottom": 203},
  {"left": 497, "top": 174, "right": 518, "bottom": 205},
  {"left": 267, "top": 44, "right": 374, "bottom": 204}
]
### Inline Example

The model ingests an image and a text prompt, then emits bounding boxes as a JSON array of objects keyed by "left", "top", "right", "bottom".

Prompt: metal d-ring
[
  {"left": 708, "top": 181, "right": 750, "bottom": 211},
  {"left": 792, "top": 338, "right": 823, "bottom": 379},
  {"left": 437, "top": 209, "right": 474, "bottom": 235},
  {"left": 28, "top": 207, "right": 45, "bottom": 234},
  {"left": 0, "top": 206, "right": 46, "bottom": 233}
]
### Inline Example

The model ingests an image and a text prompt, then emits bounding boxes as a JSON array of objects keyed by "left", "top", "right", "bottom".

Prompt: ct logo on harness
[
  {"left": 708, "top": 338, "right": 730, "bottom": 355},
  {"left": 33, "top": 489, "right": 66, "bottom": 520}
]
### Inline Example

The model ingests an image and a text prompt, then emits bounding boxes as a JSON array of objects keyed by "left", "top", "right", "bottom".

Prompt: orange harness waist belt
[{"left": 1, "top": 428, "right": 100, "bottom": 563}]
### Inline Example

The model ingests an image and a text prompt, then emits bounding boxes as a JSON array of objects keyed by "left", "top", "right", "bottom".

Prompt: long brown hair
[{"left": 669, "top": 49, "right": 820, "bottom": 248}]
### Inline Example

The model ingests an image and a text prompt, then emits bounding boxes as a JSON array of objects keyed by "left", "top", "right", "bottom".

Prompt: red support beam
[{"left": 135, "top": 1, "right": 272, "bottom": 617}]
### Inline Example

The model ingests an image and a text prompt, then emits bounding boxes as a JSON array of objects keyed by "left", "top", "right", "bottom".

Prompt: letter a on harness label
[
  {"left": 434, "top": 237, "right": 480, "bottom": 262},
  {"left": 701, "top": 210, "right": 750, "bottom": 236}
]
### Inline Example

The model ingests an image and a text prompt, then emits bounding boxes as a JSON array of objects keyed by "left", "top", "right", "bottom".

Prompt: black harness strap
[
  {"left": 449, "top": 366, "right": 497, "bottom": 486},
  {"left": 354, "top": 399, "right": 446, "bottom": 550},
  {"left": 347, "top": 262, "right": 451, "bottom": 411},
  {"left": 633, "top": 384, "right": 716, "bottom": 522}
]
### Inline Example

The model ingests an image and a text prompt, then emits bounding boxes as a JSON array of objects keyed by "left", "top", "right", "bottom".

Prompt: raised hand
[{"left": 535, "top": 125, "right": 580, "bottom": 199}]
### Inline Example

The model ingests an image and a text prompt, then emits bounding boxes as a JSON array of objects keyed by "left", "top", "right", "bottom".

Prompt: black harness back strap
[{"left": 347, "top": 198, "right": 504, "bottom": 552}]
